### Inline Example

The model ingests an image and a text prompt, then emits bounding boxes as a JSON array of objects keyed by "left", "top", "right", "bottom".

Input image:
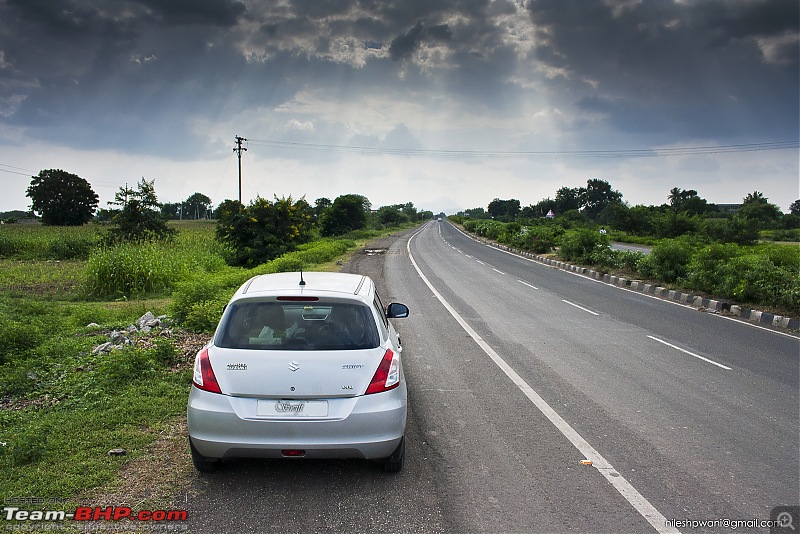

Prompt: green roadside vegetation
[
  {"left": 449, "top": 183, "right": 799, "bottom": 319},
  {"left": 450, "top": 217, "right": 799, "bottom": 318},
  {"left": 0, "top": 215, "right": 420, "bottom": 518}
]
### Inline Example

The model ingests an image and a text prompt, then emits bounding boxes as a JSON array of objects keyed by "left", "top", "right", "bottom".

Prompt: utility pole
[{"left": 233, "top": 135, "right": 247, "bottom": 205}]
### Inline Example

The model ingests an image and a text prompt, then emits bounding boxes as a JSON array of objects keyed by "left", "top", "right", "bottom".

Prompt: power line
[
  {"left": 0, "top": 163, "right": 35, "bottom": 176},
  {"left": 245, "top": 139, "right": 798, "bottom": 159}
]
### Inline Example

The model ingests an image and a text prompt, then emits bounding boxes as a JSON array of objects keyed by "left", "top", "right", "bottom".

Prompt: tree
[
  {"left": 554, "top": 187, "right": 581, "bottom": 215},
  {"left": 214, "top": 199, "right": 242, "bottom": 221},
  {"left": 400, "top": 202, "right": 416, "bottom": 218},
  {"left": 738, "top": 192, "right": 782, "bottom": 229},
  {"left": 789, "top": 200, "right": 800, "bottom": 216},
  {"left": 487, "top": 198, "right": 521, "bottom": 222},
  {"left": 320, "top": 194, "right": 370, "bottom": 236},
  {"left": 742, "top": 191, "right": 766, "bottom": 205},
  {"left": 216, "top": 195, "right": 313, "bottom": 267},
  {"left": 184, "top": 192, "right": 212, "bottom": 219},
  {"left": 523, "top": 198, "right": 556, "bottom": 219},
  {"left": 377, "top": 206, "right": 408, "bottom": 225},
  {"left": 579, "top": 179, "right": 623, "bottom": 220},
  {"left": 26, "top": 169, "right": 99, "bottom": 226},
  {"left": 106, "top": 178, "right": 175, "bottom": 243},
  {"left": 458, "top": 207, "right": 489, "bottom": 219},
  {"left": 161, "top": 202, "right": 181, "bottom": 219},
  {"left": 314, "top": 198, "right": 332, "bottom": 221}
]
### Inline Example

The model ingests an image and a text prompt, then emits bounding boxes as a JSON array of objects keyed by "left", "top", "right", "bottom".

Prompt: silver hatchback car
[{"left": 187, "top": 271, "right": 409, "bottom": 472}]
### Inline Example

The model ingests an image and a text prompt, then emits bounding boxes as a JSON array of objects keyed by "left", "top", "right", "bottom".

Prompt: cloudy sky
[{"left": 0, "top": 0, "right": 797, "bottom": 215}]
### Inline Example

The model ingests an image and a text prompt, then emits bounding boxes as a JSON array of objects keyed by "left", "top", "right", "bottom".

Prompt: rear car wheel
[
  {"left": 190, "top": 439, "right": 219, "bottom": 473},
  {"left": 382, "top": 436, "right": 405, "bottom": 473}
]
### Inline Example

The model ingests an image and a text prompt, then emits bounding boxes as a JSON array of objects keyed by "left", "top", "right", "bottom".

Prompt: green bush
[
  {"left": 616, "top": 250, "right": 645, "bottom": 272},
  {"left": 687, "top": 244, "right": 800, "bottom": 313},
  {"left": 216, "top": 196, "right": 314, "bottom": 267},
  {"left": 686, "top": 243, "right": 740, "bottom": 293},
  {"left": 169, "top": 270, "right": 249, "bottom": 325},
  {"left": 557, "top": 229, "right": 608, "bottom": 264},
  {"left": 517, "top": 225, "right": 562, "bottom": 254},
  {"left": 183, "top": 298, "right": 228, "bottom": 334},
  {"left": 637, "top": 237, "right": 694, "bottom": 283},
  {"left": 464, "top": 220, "right": 506, "bottom": 240}
]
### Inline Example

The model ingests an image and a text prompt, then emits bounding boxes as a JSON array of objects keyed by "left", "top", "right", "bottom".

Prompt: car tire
[
  {"left": 382, "top": 436, "right": 405, "bottom": 473},
  {"left": 189, "top": 438, "right": 219, "bottom": 473}
]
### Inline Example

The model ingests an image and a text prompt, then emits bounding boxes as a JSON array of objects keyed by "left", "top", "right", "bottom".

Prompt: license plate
[{"left": 257, "top": 399, "right": 329, "bottom": 417}]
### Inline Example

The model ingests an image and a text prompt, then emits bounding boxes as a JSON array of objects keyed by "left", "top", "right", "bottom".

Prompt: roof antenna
[{"left": 299, "top": 268, "right": 306, "bottom": 286}]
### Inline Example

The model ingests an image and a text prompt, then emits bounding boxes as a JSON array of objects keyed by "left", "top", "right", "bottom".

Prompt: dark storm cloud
[
  {"left": 136, "top": 0, "right": 246, "bottom": 27},
  {"left": 527, "top": 0, "right": 799, "bottom": 142},
  {"left": 390, "top": 21, "right": 428, "bottom": 61},
  {"left": 0, "top": 0, "right": 796, "bottom": 161}
]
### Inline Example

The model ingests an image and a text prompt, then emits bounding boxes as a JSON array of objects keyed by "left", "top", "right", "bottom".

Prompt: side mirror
[{"left": 386, "top": 303, "right": 409, "bottom": 319}]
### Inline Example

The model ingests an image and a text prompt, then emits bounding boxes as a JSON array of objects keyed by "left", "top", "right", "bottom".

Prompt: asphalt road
[{"left": 185, "top": 221, "right": 799, "bottom": 533}]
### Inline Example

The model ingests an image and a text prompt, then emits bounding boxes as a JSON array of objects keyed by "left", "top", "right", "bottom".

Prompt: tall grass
[
  {"left": 83, "top": 228, "right": 228, "bottom": 298},
  {"left": 0, "top": 224, "right": 103, "bottom": 260}
]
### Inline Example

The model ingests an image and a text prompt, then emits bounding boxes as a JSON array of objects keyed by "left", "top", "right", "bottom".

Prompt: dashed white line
[
  {"left": 647, "top": 335, "right": 731, "bottom": 370},
  {"left": 475, "top": 259, "right": 486, "bottom": 265},
  {"left": 492, "top": 268, "right": 505, "bottom": 275},
  {"left": 517, "top": 280, "right": 539, "bottom": 290},
  {"left": 408, "top": 226, "right": 680, "bottom": 534},
  {"left": 562, "top": 299, "right": 600, "bottom": 316}
]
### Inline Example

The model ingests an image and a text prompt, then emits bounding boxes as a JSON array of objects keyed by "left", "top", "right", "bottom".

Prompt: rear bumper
[{"left": 187, "top": 385, "right": 407, "bottom": 460}]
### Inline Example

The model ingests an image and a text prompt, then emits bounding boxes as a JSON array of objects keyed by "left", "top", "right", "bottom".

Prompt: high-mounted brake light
[
  {"left": 277, "top": 296, "right": 320, "bottom": 302},
  {"left": 192, "top": 348, "right": 222, "bottom": 394},
  {"left": 365, "top": 349, "right": 400, "bottom": 395}
]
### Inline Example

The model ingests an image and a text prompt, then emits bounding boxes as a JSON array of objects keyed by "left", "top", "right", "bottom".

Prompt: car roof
[{"left": 235, "top": 271, "right": 373, "bottom": 301}]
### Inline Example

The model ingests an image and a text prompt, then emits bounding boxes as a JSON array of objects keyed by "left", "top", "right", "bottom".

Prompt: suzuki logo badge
[{"left": 288, "top": 361, "right": 300, "bottom": 372}]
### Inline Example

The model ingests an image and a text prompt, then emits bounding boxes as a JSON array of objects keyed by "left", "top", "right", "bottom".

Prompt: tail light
[
  {"left": 365, "top": 349, "right": 400, "bottom": 395},
  {"left": 192, "top": 348, "right": 222, "bottom": 394}
]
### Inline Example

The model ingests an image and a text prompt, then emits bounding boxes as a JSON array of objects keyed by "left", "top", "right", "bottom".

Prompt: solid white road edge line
[
  {"left": 647, "top": 335, "right": 732, "bottom": 370},
  {"left": 408, "top": 225, "right": 681, "bottom": 534}
]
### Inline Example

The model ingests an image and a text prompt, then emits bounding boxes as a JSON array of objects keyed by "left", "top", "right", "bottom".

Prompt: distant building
[{"left": 716, "top": 204, "right": 742, "bottom": 214}]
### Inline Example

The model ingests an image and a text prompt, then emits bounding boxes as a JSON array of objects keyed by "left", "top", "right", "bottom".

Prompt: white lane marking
[
  {"left": 408, "top": 226, "right": 680, "bottom": 534},
  {"left": 465, "top": 254, "right": 474, "bottom": 259},
  {"left": 475, "top": 259, "right": 486, "bottom": 265},
  {"left": 492, "top": 268, "right": 505, "bottom": 275},
  {"left": 647, "top": 335, "right": 732, "bottom": 370},
  {"left": 518, "top": 280, "right": 539, "bottom": 290},
  {"left": 562, "top": 299, "right": 600, "bottom": 316},
  {"left": 446, "top": 221, "right": 798, "bottom": 340}
]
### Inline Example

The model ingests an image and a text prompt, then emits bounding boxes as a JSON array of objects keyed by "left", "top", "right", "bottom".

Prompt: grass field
[{"left": 0, "top": 219, "right": 414, "bottom": 521}]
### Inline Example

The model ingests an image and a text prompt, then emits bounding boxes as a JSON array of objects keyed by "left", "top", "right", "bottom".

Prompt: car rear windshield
[{"left": 216, "top": 300, "right": 380, "bottom": 350}]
